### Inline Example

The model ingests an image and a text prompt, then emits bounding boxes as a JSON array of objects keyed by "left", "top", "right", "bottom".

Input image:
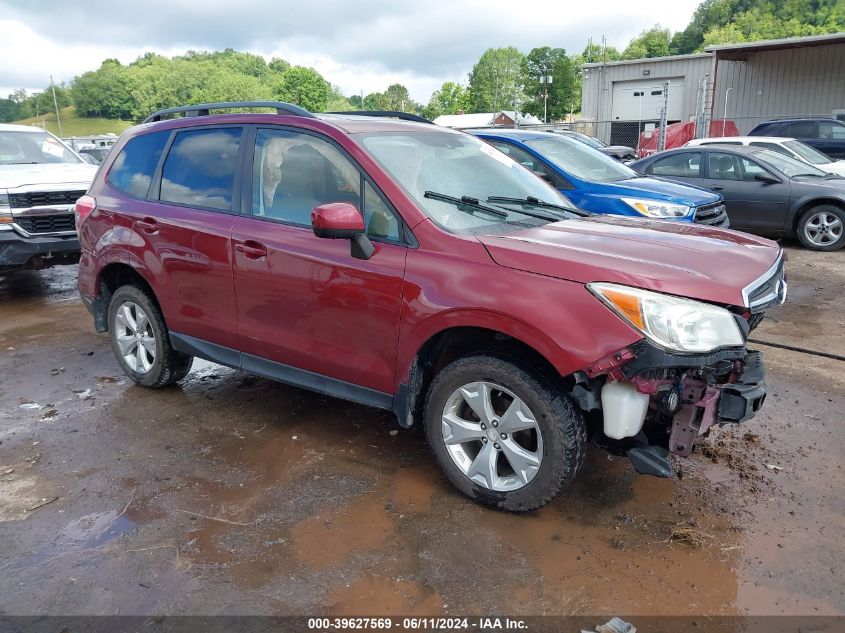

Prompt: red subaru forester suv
[{"left": 77, "top": 102, "right": 785, "bottom": 511}]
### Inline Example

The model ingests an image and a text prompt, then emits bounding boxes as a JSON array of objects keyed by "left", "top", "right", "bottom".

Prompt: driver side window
[
  {"left": 252, "top": 129, "right": 400, "bottom": 240},
  {"left": 708, "top": 152, "right": 768, "bottom": 182}
]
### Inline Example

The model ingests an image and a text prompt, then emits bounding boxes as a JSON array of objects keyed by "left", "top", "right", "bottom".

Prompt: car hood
[
  {"left": 595, "top": 176, "right": 720, "bottom": 207},
  {"left": 600, "top": 145, "right": 635, "bottom": 155},
  {"left": 792, "top": 174, "right": 845, "bottom": 189},
  {"left": 820, "top": 161, "right": 845, "bottom": 177},
  {"left": 0, "top": 163, "right": 98, "bottom": 190},
  {"left": 478, "top": 215, "right": 780, "bottom": 308}
]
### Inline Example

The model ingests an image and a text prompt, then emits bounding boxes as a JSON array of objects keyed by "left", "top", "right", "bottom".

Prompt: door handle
[
  {"left": 711, "top": 185, "right": 724, "bottom": 191},
  {"left": 235, "top": 240, "right": 268, "bottom": 260},
  {"left": 136, "top": 217, "right": 159, "bottom": 233}
]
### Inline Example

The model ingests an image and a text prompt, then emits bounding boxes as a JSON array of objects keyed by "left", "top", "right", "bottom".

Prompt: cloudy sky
[{"left": 0, "top": 0, "right": 701, "bottom": 103}]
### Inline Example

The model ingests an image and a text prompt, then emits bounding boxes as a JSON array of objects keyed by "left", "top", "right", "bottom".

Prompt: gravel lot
[{"left": 1, "top": 243, "right": 843, "bottom": 617}]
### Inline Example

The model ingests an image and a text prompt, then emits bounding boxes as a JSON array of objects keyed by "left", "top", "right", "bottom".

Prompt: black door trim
[{"left": 169, "top": 332, "right": 394, "bottom": 411}]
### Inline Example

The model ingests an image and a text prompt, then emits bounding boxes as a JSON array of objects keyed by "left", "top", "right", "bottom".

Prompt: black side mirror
[
  {"left": 754, "top": 172, "right": 780, "bottom": 184},
  {"left": 533, "top": 171, "right": 552, "bottom": 184}
]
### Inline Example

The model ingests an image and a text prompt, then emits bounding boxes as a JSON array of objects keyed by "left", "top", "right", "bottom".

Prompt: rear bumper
[{"left": 0, "top": 230, "right": 80, "bottom": 271}]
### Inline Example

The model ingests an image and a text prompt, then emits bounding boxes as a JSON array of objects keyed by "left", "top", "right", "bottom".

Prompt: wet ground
[{"left": 0, "top": 244, "right": 843, "bottom": 617}]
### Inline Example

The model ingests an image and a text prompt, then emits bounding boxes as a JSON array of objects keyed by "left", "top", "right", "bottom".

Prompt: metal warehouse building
[{"left": 580, "top": 32, "right": 845, "bottom": 147}]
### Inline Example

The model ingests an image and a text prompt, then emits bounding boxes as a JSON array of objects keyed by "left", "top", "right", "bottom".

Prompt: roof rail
[
  {"left": 324, "top": 111, "right": 434, "bottom": 125},
  {"left": 143, "top": 101, "right": 316, "bottom": 124}
]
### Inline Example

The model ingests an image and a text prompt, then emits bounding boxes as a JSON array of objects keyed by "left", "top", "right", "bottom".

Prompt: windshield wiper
[
  {"left": 486, "top": 196, "right": 587, "bottom": 219},
  {"left": 424, "top": 191, "right": 507, "bottom": 219}
]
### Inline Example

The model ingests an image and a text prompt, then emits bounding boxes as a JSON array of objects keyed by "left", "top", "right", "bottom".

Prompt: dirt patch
[
  {"left": 328, "top": 575, "right": 444, "bottom": 615},
  {"left": 290, "top": 492, "right": 397, "bottom": 571}
]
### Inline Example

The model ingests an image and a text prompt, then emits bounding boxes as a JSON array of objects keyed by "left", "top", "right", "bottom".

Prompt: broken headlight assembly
[{"left": 588, "top": 282, "right": 744, "bottom": 353}]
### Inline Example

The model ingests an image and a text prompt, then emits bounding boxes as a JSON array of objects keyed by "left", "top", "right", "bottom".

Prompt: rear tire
[
  {"left": 424, "top": 354, "right": 586, "bottom": 512},
  {"left": 107, "top": 285, "right": 193, "bottom": 388},
  {"left": 797, "top": 204, "right": 845, "bottom": 251}
]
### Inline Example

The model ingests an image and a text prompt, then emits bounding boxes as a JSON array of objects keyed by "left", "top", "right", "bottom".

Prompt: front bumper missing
[{"left": 582, "top": 341, "right": 767, "bottom": 460}]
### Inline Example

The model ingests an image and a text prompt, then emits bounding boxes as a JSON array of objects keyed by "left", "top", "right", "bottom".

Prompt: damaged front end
[
  {"left": 573, "top": 255, "right": 784, "bottom": 477},
  {"left": 571, "top": 339, "right": 768, "bottom": 478}
]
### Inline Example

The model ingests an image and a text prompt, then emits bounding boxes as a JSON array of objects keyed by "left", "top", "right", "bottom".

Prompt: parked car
[
  {"left": 630, "top": 145, "right": 845, "bottom": 250},
  {"left": 686, "top": 136, "right": 845, "bottom": 177},
  {"left": 78, "top": 147, "right": 112, "bottom": 165},
  {"left": 469, "top": 129, "right": 728, "bottom": 227},
  {"left": 554, "top": 129, "right": 636, "bottom": 162},
  {"left": 78, "top": 102, "right": 783, "bottom": 511},
  {"left": 0, "top": 124, "right": 98, "bottom": 273},
  {"left": 749, "top": 118, "right": 845, "bottom": 160}
]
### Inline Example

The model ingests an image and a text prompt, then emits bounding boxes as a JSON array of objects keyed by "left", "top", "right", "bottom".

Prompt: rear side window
[
  {"left": 819, "top": 121, "right": 845, "bottom": 139},
  {"left": 107, "top": 131, "right": 169, "bottom": 198},
  {"left": 648, "top": 152, "right": 701, "bottom": 178},
  {"left": 784, "top": 121, "right": 815, "bottom": 137},
  {"left": 160, "top": 128, "right": 242, "bottom": 211}
]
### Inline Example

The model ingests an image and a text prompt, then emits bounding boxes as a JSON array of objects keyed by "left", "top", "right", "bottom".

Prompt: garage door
[{"left": 611, "top": 78, "right": 685, "bottom": 121}]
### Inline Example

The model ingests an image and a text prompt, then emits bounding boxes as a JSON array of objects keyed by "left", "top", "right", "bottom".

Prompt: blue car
[{"left": 469, "top": 129, "right": 729, "bottom": 227}]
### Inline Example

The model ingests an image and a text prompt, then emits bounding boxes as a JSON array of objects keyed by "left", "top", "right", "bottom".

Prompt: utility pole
[
  {"left": 657, "top": 80, "right": 669, "bottom": 152},
  {"left": 50, "top": 76, "right": 62, "bottom": 137}
]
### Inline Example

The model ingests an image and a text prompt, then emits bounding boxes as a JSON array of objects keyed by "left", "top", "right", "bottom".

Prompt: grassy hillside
[{"left": 12, "top": 106, "right": 133, "bottom": 137}]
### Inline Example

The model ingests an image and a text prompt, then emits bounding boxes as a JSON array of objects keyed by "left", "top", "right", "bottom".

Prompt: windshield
[
  {"left": 358, "top": 130, "right": 580, "bottom": 234},
  {"left": 783, "top": 140, "right": 832, "bottom": 165},
  {"left": 566, "top": 132, "right": 604, "bottom": 149},
  {"left": 523, "top": 135, "right": 636, "bottom": 182},
  {"left": 756, "top": 148, "right": 828, "bottom": 177},
  {"left": 0, "top": 129, "right": 81, "bottom": 165}
]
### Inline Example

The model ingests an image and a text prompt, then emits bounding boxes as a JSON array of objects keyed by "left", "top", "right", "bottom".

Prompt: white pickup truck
[{"left": 0, "top": 124, "right": 98, "bottom": 272}]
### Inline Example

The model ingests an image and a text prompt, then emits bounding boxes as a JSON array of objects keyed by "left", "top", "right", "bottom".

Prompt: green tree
[
  {"left": 275, "top": 66, "right": 329, "bottom": 112},
  {"left": 326, "top": 85, "right": 354, "bottom": 111},
  {"left": 578, "top": 41, "right": 622, "bottom": 64},
  {"left": 422, "top": 81, "right": 469, "bottom": 119},
  {"left": 622, "top": 25, "right": 672, "bottom": 59},
  {"left": 195, "top": 71, "right": 274, "bottom": 104},
  {"left": 72, "top": 58, "right": 133, "bottom": 119},
  {"left": 522, "top": 47, "right": 577, "bottom": 122},
  {"left": 268, "top": 57, "right": 291, "bottom": 75},
  {"left": 363, "top": 92, "right": 390, "bottom": 110},
  {"left": 669, "top": 0, "right": 844, "bottom": 54},
  {"left": 0, "top": 97, "right": 21, "bottom": 122},
  {"left": 384, "top": 83, "right": 412, "bottom": 111},
  {"left": 467, "top": 46, "right": 527, "bottom": 113}
]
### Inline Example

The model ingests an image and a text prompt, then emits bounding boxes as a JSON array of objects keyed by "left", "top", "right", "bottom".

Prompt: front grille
[
  {"left": 15, "top": 214, "right": 76, "bottom": 234},
  {"left": 744, "top": 257, "right": 786, "bottom": 313},
  {"left": 694, "top": 203, "right": 729, "bottom": 227},
  {"left": 8, "top": 190, "right": 87, "bottom": 209}
]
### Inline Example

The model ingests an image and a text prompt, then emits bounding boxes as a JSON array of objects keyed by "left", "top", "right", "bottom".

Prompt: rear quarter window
[{"left": 107, "top": 131, "right": 170, "bottom": 198}]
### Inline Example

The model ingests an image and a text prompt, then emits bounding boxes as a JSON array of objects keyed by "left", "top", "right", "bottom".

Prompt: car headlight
[
  {"left": 588, "top": 282, "right": 744, "bottom": 353},
  {"left": 621, "top": 197, "right": 690, "bottom": 219},
  {"left": 0, "top": 191, "right": 12, "bottom": 231}
]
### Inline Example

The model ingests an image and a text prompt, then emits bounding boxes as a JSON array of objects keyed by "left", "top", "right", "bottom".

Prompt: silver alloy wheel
[
  {"left": 441, "top": 381, "right": 544, "bottom": 492},
  {"left": 114, "top": 301, "right": 156, "bottom": 374},
  {"left": 804, "top": 210, "right": 843, "bottom": 247}
]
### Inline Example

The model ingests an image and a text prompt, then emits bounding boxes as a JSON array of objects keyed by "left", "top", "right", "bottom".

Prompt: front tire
[
  {"left": 107, "top": 285, "right": 193, "bottom": 388},
  {"left": 424, "top": 355, "right": 586, "bottom": 512},
  {"left": 797, "top": 204, "right": 845, "bottom": 251}
]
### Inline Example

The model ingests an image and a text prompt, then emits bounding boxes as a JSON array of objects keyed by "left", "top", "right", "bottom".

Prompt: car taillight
[{"left": 75, "top": 195, "right": 96, "bottom": 231}]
